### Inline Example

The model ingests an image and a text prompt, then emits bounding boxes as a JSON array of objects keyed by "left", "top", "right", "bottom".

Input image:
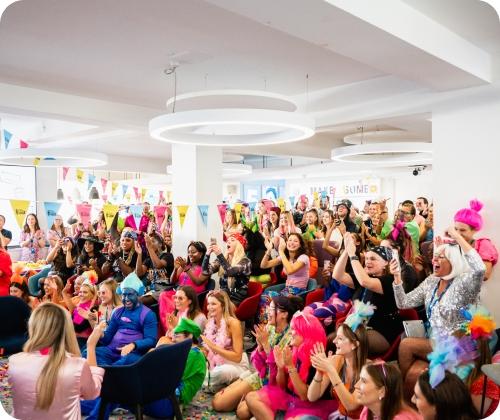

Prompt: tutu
[{"left": 258, "top": 384, "right": 338, "bottom": 420}]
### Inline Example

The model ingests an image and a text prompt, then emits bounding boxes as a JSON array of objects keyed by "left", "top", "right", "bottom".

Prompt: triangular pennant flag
[
  {"left": 76, "top": 203, "right": 92, "bottom": 227},
  {"left": 248, "top": 202, "right": 257, "bottom": 213},
  {"left": 217, "top": 203, "right": 227, "bottom": 225},
  {"left": 141, "top": 188, "right": 147, "bottom": 201},
  {"left": 33, "top": 157, "right": 41, "bottom": 166},
  {"left": 313, "top": 191, "right": 319, "bottom": 200},
  {"left": 87, "top": 174, "right": 96, "bottom": 190},
  {"left": 234, "top": 202, "right": 243, "bottom": 223},
  {"left": 100, "top": 178, "right": 108, "bottom": 192},
  {"left": 129, "top": 204, "right": 143, "bottom": 230},
  {"left": 159, "top": 191, "right": 164, "bottom": 202},
  {"left": 198, "top": 205, "right": 209, "bottom": 227},
  {"left": 133, "top": 186, "right": 140, "bottom": 201},
  {"left": 111, "top": 182, "right": 118, "bottom": 196},
  {"left": 121, "top": 184, "right": 129, "bottom": 197},
  {"left": 125, "top": 192, "right": 131, "bottom": 202},
  {"left": 154, "top": 206, "right": 167, "bottom": 228},
  {"left": 289, "top": 196, "right": 296, "bottom": 208},
  {"left": 9, "top": 199, "right": 31, "bottom": 229},
  {"left": 103, "top": 203, "right": 119, "bottom": 229},
  {"left": 44, "top": 202, "right": 62, "bottom": 229},
  {"left": 321, "top": 190, "right": 327, "bottom": 199},
  {"left": 19, "top": 140, "right": 28, "bottom": 149},
  {"left": 277, "top": 197, "right": 286, "bottom": 212},
  {"left": 76, "top": 169, "right": 84, "bottom": 183},
  {"left": 63, "top": 167, "right": 70, "bottom": 180},
  {"left": 177, "top": 205, "right": 189, "bottom": 228},
  {"left": 3, "top": 130, "right": 12, "bottom": 149},
  {"left": 101, "top": 194, "right": 108, "bottom": 202}
]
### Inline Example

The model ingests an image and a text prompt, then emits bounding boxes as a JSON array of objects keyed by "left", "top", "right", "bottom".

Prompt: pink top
[
  {"left": 9, "top": 351, "right": 104, "bottom": 420},
  {"left": 19, "top": 230, "right": 45, "bottom": 262},
  {"left": 277, "top": 254, "right": 310, "bottom": 289},
  {"left": 475, "top": 238, "right": 498, "bottom": 265},
  {"left": 178, "top": 265, "right": 206, "bottom": 294},
  {"left": 359, "top": 406, "right": 422, "bottom": 420}
]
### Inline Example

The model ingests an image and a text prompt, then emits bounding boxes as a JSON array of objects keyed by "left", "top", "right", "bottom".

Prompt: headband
[
  {"left": 229, "top": 232, "right": 247, "bottom": 249},
  {"left": 368, "top": 246, "right": 393, "bottom": 262}
]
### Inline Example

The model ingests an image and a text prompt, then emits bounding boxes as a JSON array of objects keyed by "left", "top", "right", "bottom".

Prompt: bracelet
[
  {"left": 349, "top": 255, "right": 360, "bottom": 261},
  {"left": 313, "top": 376, "right": 322, "bottom": 383},
  {"left": 288, "top": 367, "right": 297, "bottom": 374}
]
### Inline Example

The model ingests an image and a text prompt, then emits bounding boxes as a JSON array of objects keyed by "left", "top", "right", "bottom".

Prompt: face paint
[{"left": 121, "top": 288, "right": 139, "bottom": 310}]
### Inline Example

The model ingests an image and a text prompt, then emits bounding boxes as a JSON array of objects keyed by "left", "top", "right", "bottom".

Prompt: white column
[
  {"left": 433, "top": 100, "right": 500, "bottom": 322},
  {"left": 171, "top": 144, "right": 223, "bottom": 258},
  {"left": 35, "top": 166, "right": 58, "bottom": 229}
]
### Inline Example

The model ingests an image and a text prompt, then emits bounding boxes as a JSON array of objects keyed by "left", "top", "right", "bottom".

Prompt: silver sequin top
[{"left": 393, "top": 249, "right": 485, "bottom": 336}]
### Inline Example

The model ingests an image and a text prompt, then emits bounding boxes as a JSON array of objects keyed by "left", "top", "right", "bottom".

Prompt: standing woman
[
  {"left": 19, "top": 213, "right": 45, "bottom": 262},
  {"left": 203, "top": 233, "right": 252, "bottom": 306},
  {"left": 8, "top": 303, "right": 104, "bottom": 420},
  {"left": 47, "top": 215, "right": 69, "bottom": 253},
  {"left": 200, "top": 290, "right": 249, "bottom": 391},
  {"left": 0, "top": 239, "right": 12, "bottom": 296}
]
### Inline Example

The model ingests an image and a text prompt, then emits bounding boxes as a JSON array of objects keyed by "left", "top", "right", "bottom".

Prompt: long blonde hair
[
  {"left": 23, "top": 303, "right": 80, "bottom": 410},
  {"left": 99, "top": 278, "right": 122, "bottom": 307},
  {"left": 218, "top": 240, "right": 246, "bottom": 278}
]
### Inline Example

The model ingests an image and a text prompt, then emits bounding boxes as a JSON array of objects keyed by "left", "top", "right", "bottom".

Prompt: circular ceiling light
[
  {"left": 331, "top": 142, "right": 432, "bottom": 165},
  {"left": 343, "top": 130, "right": 426, "bottom": 145},
  {"left": 0, "top": 148, "right": 108, "bottom": 167},
  {"left": 167, "top": 162, "right": 252, "bottom": 177},
  {"left": 150, "top": 90, "right": 315, "bottom": 147}
]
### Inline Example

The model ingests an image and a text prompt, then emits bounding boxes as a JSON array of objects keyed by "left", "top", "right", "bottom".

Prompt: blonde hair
[
  {"left": 218, "top": 240, "right": 246, "bottom": 277},
  {"left": 24, "top": 303, "right": 80, "bottom": 410},
  {"left": 207, "top": 290, "right": 236, "bottom": 322},
  {"left": 99, "top": 278, "right": 122, "bottom": 307},
  {"left": 80, "top": 283, "right": 97, "bottom": 302}
]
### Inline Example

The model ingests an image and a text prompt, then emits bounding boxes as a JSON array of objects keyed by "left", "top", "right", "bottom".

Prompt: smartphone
[
  {"left": 210, "top": 237, "right": 217, "bottom": 245},
  {"left": 392, "top": 249, "right": 401, "bottom": 272},
  {"left": 324, "top": 260, "right": 331, "bottom": 270}
]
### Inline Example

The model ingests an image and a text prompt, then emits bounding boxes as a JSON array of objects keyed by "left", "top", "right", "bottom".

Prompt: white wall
[{"left": 433, "top": 99, "right": 500, "bottom": 322}]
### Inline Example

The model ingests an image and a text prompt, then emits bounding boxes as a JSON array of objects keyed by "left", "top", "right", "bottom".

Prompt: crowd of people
[{"left": 1, "top": 194, "right": 499, "bottom": 420}]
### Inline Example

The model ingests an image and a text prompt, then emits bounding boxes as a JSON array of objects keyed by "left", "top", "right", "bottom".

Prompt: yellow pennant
[
  {"left": 76, "top": 169, "right": 84, "bottom": 183},
  {"left": 111, "top": 182, "right": 118, "bottom": 196},
  {"left": 313, "top": 191, "right": 319, "bottom": 200},
  {"left": 277, "top": 197, "right": 286, "bottom": 212},
  {"left": 141, "top": 188, "right": 148, "bottom": 201},
  {"left": 33, "top": 157, "right": 41, "bottom": 166},
  {"left": 125, "top": 192, "right": 131, "bottom": 202},
  {"left": 9, "top": 199, "right": 31, "bottom": 229},
  {"left": 234, "top": 202, "right": 242, "bottom": 222},
  {"left": 102, "top": 204, "right": 119, "bottom": 229},
  {"left": 177, "top": 205, "right": 189, "bottom": 228}
]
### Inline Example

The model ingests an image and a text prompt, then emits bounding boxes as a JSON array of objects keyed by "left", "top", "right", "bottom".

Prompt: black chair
[
  {"left": 98, "top": 339, "right": 191, "bottom": 420},
  {"left": 197, "top": 278, "right": 216, "bottom": 309},
  {"left": 0, "top": 296, "right": 31, "bottom": 355}
]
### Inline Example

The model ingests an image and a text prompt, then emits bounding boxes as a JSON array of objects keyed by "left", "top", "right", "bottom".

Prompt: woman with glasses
[
  {"left": 355, "top": 361, "right": 421, "bottom": 420},
  {"left": 47, "top": 215, "right": 70, "bottom": 252},
  {"left": 392, "top": 226, "right": 485, "bottom": 388}
]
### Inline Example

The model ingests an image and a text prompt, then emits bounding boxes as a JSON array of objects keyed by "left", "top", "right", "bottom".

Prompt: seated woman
[
  {"left": 244, "top": 227, "right": 272, "bottom": 287},
  {"left": 303, "top": 208, "right": 322, "bottom": 240},
  {"left": 202, "top": 233, "right": 251, "bottom": 306},
  {"left": 223, "top": 208, "right": 242, "bottom": 240},
  {"left": 200, "top": 290, "right": 249, "bottom": 392},
  {"left": 212, "top": 295, "right": 302, "bottom": 413},
  {"left": 135, "top": 232, "right": 174, "bottom": 306},
  {"left": 76, "top": 235, "right": 106, "bottom": 281},
  {"left": 413, "top": 370, "right": 479, "bottom": 420},
  {"left": 171, "top": 240, "right": 209, "bottom": 293},
  {"left": 334, "top": 233, "right": 403, "bottom": 355},
  {"left": 261, "top": 233, "right": 310, "bottom": 295},
  {"left": 273, "top": 210, "right": 302, "bottom": 242},
  {"left": 309, "top": 301, "right": 373, "bottom": 419},
  {"left": 41, "top": 274, "right": 66, "bottom": 307},
  {"left": 19, "top": 213, "right": 45, "bottom": 262},
  {"left": 454, "top": 199, "right": 498, "bottom": 280},
  {"left": 157, "top": 286, "right": 207, "bottom": 345},
  {"left": 355, "top": 361, "right": 421, "bottom": 420},
  {"left": 102, "top": 231, "right": 138, "bottom": 282},
  {"left": 8, "top": 303, "right": 104, "bottom": 420},
  {"left": 245, "top": 310, "right": 337, "bottom": 420},
  {"left": 392, "top": 226, "right": 485, "bottom": 380},
  {"left": 88, "top": 279, "right": 122, "bottom": 329},
  {"left": 10, "top": 265, "right": 39, "bottom": 309}
]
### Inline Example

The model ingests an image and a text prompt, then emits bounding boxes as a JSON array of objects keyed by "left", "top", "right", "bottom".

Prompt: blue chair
[
  {"left": 265, "top": 278, "right": 318, "bottom": 298},
  {"left": 98, "top": 339, "right": 191, "bottom": 420},
  {"left": 0, "top": 296, "right": 31, "bottom": 355}
]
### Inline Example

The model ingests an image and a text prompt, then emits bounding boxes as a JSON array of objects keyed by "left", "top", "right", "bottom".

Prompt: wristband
[
  {"left": 349, "top": 255, "right": 360, "bottom": 262},
  {"left": 313, "top": 376, "right": 322, "bottom": 383},
  {"left": 288, "top": 367, "right": 297, "bottom": 374}
]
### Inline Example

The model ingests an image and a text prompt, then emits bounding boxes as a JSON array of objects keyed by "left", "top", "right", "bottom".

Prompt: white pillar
[
  {"left": 35, "top": 167, "right": 58, "bottom": 229},
  {"left": 171, "top": 144, "right": 223, "bottom": 258},
  {"left": 433, "top": 100, "right": 500, "bottom": 322}
]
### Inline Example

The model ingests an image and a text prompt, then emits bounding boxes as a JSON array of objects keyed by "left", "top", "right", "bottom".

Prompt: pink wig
[
  {"left": 290, "top": 309, "right": 327, "bottom": 384},
  {"left": 454, "top": 199, "right": 484, "bottom": 231}
]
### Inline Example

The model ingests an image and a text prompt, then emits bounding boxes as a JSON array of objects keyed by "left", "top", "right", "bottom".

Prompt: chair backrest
[
  {"left": 0, "top": 296, "right": 31, "bottom": 336},
  {"left": 100, "top": 339, "right": 192, "bottom": 405},
  {"left": 206, "top": 278, "right": 216, "bottom": 291},
  {"left": 306, "top": 278, "right": 317, "bottom": 291},
  {"left": 247, "top": 281, "right": 263, "bottom": 297}
]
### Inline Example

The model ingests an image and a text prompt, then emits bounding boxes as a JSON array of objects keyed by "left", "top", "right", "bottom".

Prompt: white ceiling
[{"left": 0, "top": 0, "right": 498, "bottom": 176}]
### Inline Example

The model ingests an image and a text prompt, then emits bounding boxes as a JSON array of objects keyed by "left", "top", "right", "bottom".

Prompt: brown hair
[
  {"left": 174, "top": 285, "right": 202, "bottom": 320},
  {"left": 338, "top": 323, "right": 368, "bottom": 386}
]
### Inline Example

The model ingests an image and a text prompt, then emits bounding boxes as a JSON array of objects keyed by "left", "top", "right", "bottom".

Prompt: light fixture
[
  {"left": 149, "top": 90, "right": 315, "bottom": 146},
  {"left": 0, "top": 148, "right": 108, "bottom": 167},
  {"left": 331, "top": 142, "right": 432, "bottom": 165},
  {"left": 167, "top": 162, "right": 252, "bottom": 177},
  {"left": 57, "top": 188, "right": 64, "bottom": 200},
  {"left": 89, "top": 186, "right": 100, "bottom": 200}
]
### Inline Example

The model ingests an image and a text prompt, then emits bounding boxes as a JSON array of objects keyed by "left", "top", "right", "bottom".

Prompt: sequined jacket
[{"left": 392, "top": 249, "right": 485, "bottom": 336}]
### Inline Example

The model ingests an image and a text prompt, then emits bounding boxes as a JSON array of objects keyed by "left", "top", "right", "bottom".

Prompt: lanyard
[{"left": 426, "top": 280, "right": 452, "bottom": 321}]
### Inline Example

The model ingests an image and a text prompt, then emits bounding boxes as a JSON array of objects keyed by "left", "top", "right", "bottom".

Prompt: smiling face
[
  {"left": 78, "top": 284, "right": 93, "bottom": 302},
  {"left": 454, "top": 221, "right": 475, "bottom": 243},
  {"left": 401, "top": 204, "right": 414, "bottom": 223},
  {"left": 368, "top": 203, "right": 379, "bottom": 218},
  {"left": 174, "top": 289, "right": 191, "bottom": 312},
  {"left": 279, "top": 214, "right": 289, "bottom": 228},
  {"left": 333, "top": 325, "right": 357, "bottom": 356},
  {"left": 98, "top": 284, "right": 112, "bottom": 305},
  {"left": 206, "top": 295, "right": 223, "bottom": 319},
  {"left": 84, "top": 240, "right": 95, "bottom": 254},
  {"left": 27, "top": 214, "right": 37, "bottom": 227},
  {"left": 412, "top": 381, "right": 436, "bottom": 420},
  {"left": 286, "top": 234, "right": 301, "bottom": 253},
  {"left": 120, "top": 235, "right": 133, "bottom": 251},
  {"left": 73, "top": 276, "right": 83, "bottom": 294},
  {"left": 355, "top": 366, "right": 385, "bottom": 407},
  {"left": 10, "top": 285, "right": 23, "bottom": 298},
  {"left": 432, "top": 251, "right": 452, "bottom": 278},
  {"left": 322, "top": 211, "right": 332, "bottom": 226},
  {"left": 270, "top": 211, "right": 279, "bottom": 224},
  {"left": 121, "top": 288, "right": 139, "bottom": 310},
  {"left": 54, "top": 216, "right": 63, "bottom": 227},
  {"left": 290, "top": 326, "right": 303, "bottom": 347},
  {"left": 305, "top": 211, "right": 317, "bottom": 225},
  {"left": 364, "top": 251, "right": 388, "bottom": 276},
  {"left": 187, "top": 244, "right": 202, "bottom": 264}
]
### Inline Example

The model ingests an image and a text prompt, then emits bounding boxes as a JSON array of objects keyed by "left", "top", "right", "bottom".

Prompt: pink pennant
[
  {"left": 101, "top": 178, "right": 108, "bottom": 192},
  {"left": 154, "top": 205, "right": 167, "bottom": 227},
  {"left": 76, "top": 203, "right": 92, "bottom": 227},
  {"left": 217, "top": 203, "right": 227, "bottom": 225},
  {"left": 133, "top": 186, "right": 140, "bottom": 201},
  {"left": 62, "top": 167, "right": 70, "bottom": 180},
  {"left": 19, "top": 140, "right": 29, "bottom": 149}
]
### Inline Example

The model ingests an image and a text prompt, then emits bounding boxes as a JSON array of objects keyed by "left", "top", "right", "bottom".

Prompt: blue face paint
[{"left": 121, "top": 288, "right": 139, "bottom": 310}]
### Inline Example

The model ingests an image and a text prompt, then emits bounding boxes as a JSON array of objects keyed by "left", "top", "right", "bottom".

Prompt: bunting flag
[
  {"left": 289, "top": 196, "right": 296, "bottom": 208},
  {"left": 76, "top": 169, "right": 84, "bottom": 183},
  {"left": 141, "top": 188, "right": 147, "bottom": 201},
  {"left": 159, "top": 191, "right": 164, "bottom": 202},
  {"left": 102, "top": 203, "right": 119, "bottom": 229},
  {"left": 154, "top": 205, "right": 167, "bottom": 227},
  {"left": 321, "top": 190, "right": 327, "bottom": 199},
  {"left": 277, "top": 197, "right": 286, "bottom": 212},
  {"left": 111, "top": 182, "right": 118, "bottom": 196},
  {"left": 133, "top": 186, "right": 140, "bottom": 201},
  {"left": 9, "top": 199, "right": 31, "bottom": 229},
  {"left": 217, "top": 203, "right": 227, "bottom": 225},
  {"left": 100, "top": 178, "right": 108, "bottom": 192},
  {"left": 177, "top": 205, "right": 189, "bottom": 228},
  {"left": 76, "top": 203, "right": 92, "bottom": 227},
  {"left": 44, "top": 202, "right": 62, "bottom": 229},
  {"left": 234, "top": 202, "right": 242, "bottom": 222},
  {"left": 3, "top": 130, "right": 12, "bottom": 149},
  {"left": 33, "top": 157, "right": 41, "bottom": 166},
  {"left": 313, "top": 191, "right": 319, "bottom": 200},
  {"left": 248, "top": 202, "right": 257, "bottom": 214},
  {"left": 63, "top": 167, "right": 70, "bottom": 180},
  {"left": 129, "top": 204, "right": 143, "bottom": 230},
  {"left": 198, "top": 205, "right": 209, "bottom": 227},
  {"left": 101, "top": 194, "right": 108, "bottom": 202},
  {"left": 19, "top": 140, "right": 28, "bottom": 149},
  {"left": 87, "top": 174, "right": 96, "bottom": 190},
  {"left": 121, "top": 184, "right": 129, "bottom": 197},
  {"left": 125, "top": 192, "right": 131, "bottom": 202}
]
